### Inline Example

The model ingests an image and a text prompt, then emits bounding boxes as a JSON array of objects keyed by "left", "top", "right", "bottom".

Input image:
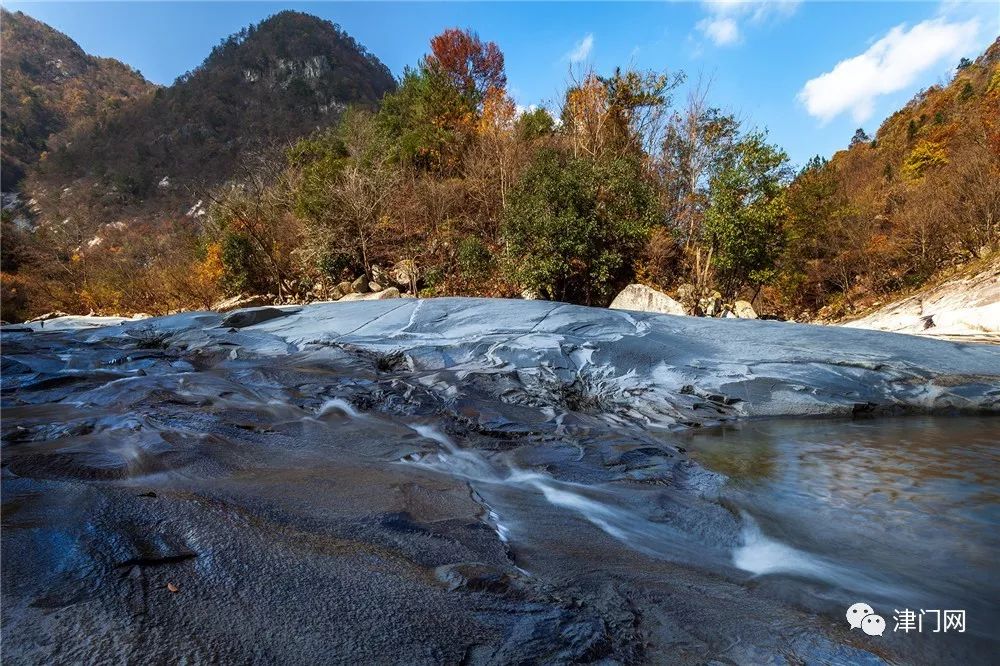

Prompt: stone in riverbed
[
  {"left": 212, "top": 294, "right": 272, "bottom": 313},
  {"left": 390, "top": 260, "right": 418, "bottom": 289},
  {"left": 609, "top": 284, "right": 685, "bottom": 316},
  {"left": 339, "top": 287, "right": 400, "bottom": 302},
  {"left": 351, "top": 276, "right": 370, "bottom": 294},
  {"left": 734, "top": 300, "right": 758, "bottom": 319},
  {"left": 434, "top": 562, "right": 512, "bottom": 593},
  {"left": 699, "top": 291, "right": 723, "bottom": 317},
  {"left": 221, "top": 307, "right": 296, "bottom": 329}
]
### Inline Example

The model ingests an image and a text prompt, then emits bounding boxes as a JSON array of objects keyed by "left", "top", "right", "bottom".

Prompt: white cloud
[
  {"left": 798, "top": 17, "right": 980, "bottom": 123},
  {"left": 697, "top": 16, "right": 740, "bottom": 46},
  {"left": 696, "top": 0, "right": 799, "bottom": 47},
  {"left": 567, "top": 33, "right": 594, "bottom": 63}
]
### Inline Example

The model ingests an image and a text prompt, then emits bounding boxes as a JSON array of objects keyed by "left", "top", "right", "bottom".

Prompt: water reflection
[{"left": 683, "top": 417, "right": 1000, "bottom": 628}]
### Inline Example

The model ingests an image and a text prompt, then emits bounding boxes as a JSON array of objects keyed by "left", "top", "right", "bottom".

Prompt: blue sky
[{"left": 5, "top": 1, "right": 998, "bottom": 166}]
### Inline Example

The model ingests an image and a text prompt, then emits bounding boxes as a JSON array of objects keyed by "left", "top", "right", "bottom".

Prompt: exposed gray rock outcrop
[
  {"left": 609, "top": 284, "right": 686, "bottom": 317},
  {"left": 339, "top": 287, "right": 400, "bottom": 302}
]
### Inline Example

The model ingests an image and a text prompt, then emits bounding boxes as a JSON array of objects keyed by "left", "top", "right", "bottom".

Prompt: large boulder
[
  {"left": 339, "top": 287, "right": 401, "bottom": 302},
  {"left": 351, "top": 276, "right": 370, "bottom": 294},
  {"left": 676, "top": 284, "right": 699, "bottom": 314},
  {"left": 390, "top": 260, "right": 418, "bottom": 290},
  {"left": 335, "top": 281, "right": 354, "bottom": 298},
  {"left": 609, "top": 284, "right": 686, "bottom": 316},
  {"left": 212, "top": 294, "right": 272, "bottom": 313},
  {"left": 734, "top": 300, "right": 758, "bottom": 319},
  {"left": 221, "top": 307, "right": 295, "bottom": 329}
]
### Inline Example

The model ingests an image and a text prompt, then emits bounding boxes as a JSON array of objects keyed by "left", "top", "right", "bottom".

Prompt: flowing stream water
[
  {"left": 402, "top": 416, "right": 1000, "bottom": 657},
  {"left": 2, "top": 318, "right": 997, "bottom": 664}
]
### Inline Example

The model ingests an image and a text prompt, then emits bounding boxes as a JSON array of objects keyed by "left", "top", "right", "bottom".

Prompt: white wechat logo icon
[
  {"left": 846, "top": 602, "right": 874, "bottom": 629},
  {"left": 862, "top": 614, "right": 886, "bottom": 636},
  {"left": 846, "top": 602, "right": 885, "bottom": 636}
]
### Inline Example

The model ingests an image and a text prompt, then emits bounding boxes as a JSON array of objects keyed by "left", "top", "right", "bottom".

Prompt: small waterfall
[
  {"left": 732, "top": 511, "right": 832, "bottom": 578},
  {"left": 732, "top": 512, "right": 907, "bottom": 601},
  {"left": 403, "top": 424, "right": 715, "bottom": 563},
  {"left": 316, "top": 398, "right": 363, "bottom": 420}
]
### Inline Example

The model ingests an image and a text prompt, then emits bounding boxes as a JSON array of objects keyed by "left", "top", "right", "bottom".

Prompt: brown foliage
[{"left": 426, "top": 28, "right": 506, "bottom": 103}]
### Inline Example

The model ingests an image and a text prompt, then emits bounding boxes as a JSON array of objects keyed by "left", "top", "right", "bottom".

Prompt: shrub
[
  {"left": 903, "top": 140, "right": 948, "bottom": 179},
  {"left": 502, "top": 149, "right": 658, "bottom": 305},
  {"left": 457, "top": 236, "right": 493, "bottom": 277},
  {"left": 220, "top": 231, "right": 268, "bottom": 295}
]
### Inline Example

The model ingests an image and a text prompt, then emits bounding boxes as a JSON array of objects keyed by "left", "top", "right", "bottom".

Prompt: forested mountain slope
[
  {"left": 0, "top": 9, "right": 152, "bottom": 189},
  {"left": 781, "top": 38, "right": 1000, "bottom": 318},
  {"left": 22, "top": 10, "right": 395, "bottom": 226}
]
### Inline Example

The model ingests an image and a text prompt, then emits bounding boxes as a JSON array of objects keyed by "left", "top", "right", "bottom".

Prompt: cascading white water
[
  {"left": 317, "top": 398, "right": 364, "bottom": 420},
  {"left": 403, "top": 423, "right": 728, "bottom": 564}
]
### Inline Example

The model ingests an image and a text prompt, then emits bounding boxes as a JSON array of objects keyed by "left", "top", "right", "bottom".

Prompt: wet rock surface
[{"left": 2, "top": 298, "right": 998, "bottom": 664}]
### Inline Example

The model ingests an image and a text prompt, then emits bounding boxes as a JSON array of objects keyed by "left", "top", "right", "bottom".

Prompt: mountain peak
[{"left": 19, "top": 10, "right": 395, "bottom": 221}]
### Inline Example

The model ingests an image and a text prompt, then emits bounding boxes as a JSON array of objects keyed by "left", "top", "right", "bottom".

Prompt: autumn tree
[
  {"left": 425, "top": 28, "right": 506, "bottom": 106},
  {"left": 206, "top": 147, "right": 300, "bottom": 298},
  {"left": 291, "top": 109, "right": 400, "bottom": 277},
  {"left": 658, "top": 78, "right": 740, "bottom": 248},
  {"left": 562, "top": 68, "right": 682, "bottom": 163},
  {"left": 465, "top": 86, "right": 521, "bottom": 238},
  {"left": 380, "top": 29, "right": 509, "bottom": 174},
  {"left": 378, "top": 66, "right": 475, "bottom": 172}
]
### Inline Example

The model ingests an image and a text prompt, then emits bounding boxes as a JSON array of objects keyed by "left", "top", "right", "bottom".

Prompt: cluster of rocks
[
  {"left": 610, "top": 283, "right": 759, "bottom": 320},
  {"left": 212, "top": 260, "right": 419, "bottom": 313}
]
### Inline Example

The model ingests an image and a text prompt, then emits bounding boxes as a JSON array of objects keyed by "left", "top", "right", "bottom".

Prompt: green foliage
[
  {"left": 457, "top": 236, "right": 493, "bottom": 277},
  {"left": 849, "top": 128, "right": 871, "bottom": 147},
  {"left": 288, "top": 127, "right": 349, "bottom": 222},
  {"left": 800, "top": 155, "right": 828, "bottom": 175},
  {"left": 220, "top": 231, "right": 267, "bottom": 295},
  {"left": 291, "top": 108, "right": 400, "bottom": 274},
  {"left": 660, "top": 105, "right": 742, "bottom": 246},
  {"left": 502, "top": 149, "right": 659, "bottom": 305},
  {"left": 516, "top": 107, "right": 555, "bottom": 141},
  {"left": 704, "top": 133, "right": 791, "bottom": 295},
  {"left": 378, "top": 65, "right": 473, "bottom": 171}
]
